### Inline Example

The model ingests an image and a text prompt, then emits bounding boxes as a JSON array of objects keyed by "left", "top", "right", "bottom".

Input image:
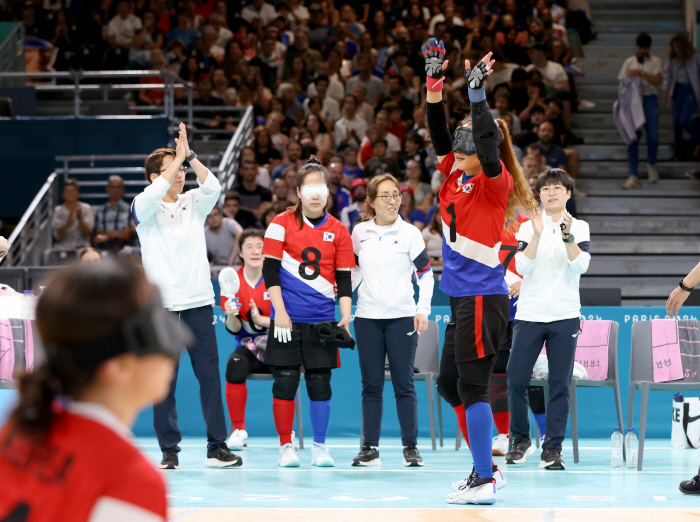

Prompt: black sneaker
[
  {"left": 680, "top": 471, "right": 700, "bottom": 495},
  {"left": 352, "top": 443, "right": 381, "bottom": 467},
  {"left": 160, "top": 449, "right": 179, "bottom": 470},
  {"left": 505, "top": 438, "right": 535, "bottom": 464},
  {"left": 539, "top": 448, "right": 565, "bottom": 470},
  {"left": 403, "top": 444, "right": 424, "bottom": 467},
  {"left": 205, "top": 444, "right": 243, "bottom": 468}
]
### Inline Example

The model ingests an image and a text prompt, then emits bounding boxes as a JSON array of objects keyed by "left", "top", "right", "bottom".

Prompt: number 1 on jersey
[{"left": 447, "top": 203, "right": 457, "bottom": 243}]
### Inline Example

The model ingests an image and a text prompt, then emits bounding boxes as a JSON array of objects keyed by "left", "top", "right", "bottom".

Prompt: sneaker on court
[
  {"left": 278, "top": 443, "right": 300, "bottom": 467},
  {"left": 505, "top": 438, "right": 535, "bottom": 464},
  {"left": 446, "top": 475, "right": 496, "bottom": 505},
  {"left": 403, "top": 444, "right": 424, "bottom": 467},
  {"left": 451, "top": 465, "right": 505, "bottom": 492},
  {"left": 680, "top": 471, "right": 700, "bottom": 495},
  {"left": 311, "top": 442, "right": 335, "bottom": 467},
  {"left": 205, "top": 444, "right": 243, "bottom": 468},
  {"left": 539, "top": 448, "right": 565, "bottom": 470},
  {"left": 160, "top": 449, "right": 179, "bottom": 470},
  {"left": 492, "top": 434, "right": 509, "bottom": 456},
  {"left": 622, "top": 175, "right": 642, "bottom": 189},
  {"left": 352, "top": 443, "right": 381, "bottom": 467},
  {"left": 647, "top": 164, "right": 659, "bottom": 183},
  {"left": 227, "top": 429, "right": 248, "bottom": 451}
]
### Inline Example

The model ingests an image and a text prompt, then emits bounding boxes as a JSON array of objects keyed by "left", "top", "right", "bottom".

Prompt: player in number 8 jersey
[
  {"left": 423, "top": 39, "right": 538, "bottom": 505},
  {"left": 262, "top": 157, "right": 355, "bottom": 468}
]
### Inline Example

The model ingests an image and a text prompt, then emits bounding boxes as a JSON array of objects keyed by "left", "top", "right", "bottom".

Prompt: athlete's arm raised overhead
[{"left": 423, "top": 38, "right": 453, "bottom": 163}]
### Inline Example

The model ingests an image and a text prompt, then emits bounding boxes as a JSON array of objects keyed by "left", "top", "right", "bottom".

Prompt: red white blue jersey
[
  {"left": 500, "top": 214, "right": 530, "bottom": 321},
  {"left": 221, "top": 266, "right": 271, "bottom": 346},
  {"left": 437, "top": 153, "right": 513, "bottom": 297},
  {"left": 263, "top": 210, "right": 355, "bottom": 323}
]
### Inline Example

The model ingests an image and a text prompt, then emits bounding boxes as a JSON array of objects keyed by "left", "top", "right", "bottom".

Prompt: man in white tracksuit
[{"left": 132, "top": 123, "right": 241, "bottom": 470}]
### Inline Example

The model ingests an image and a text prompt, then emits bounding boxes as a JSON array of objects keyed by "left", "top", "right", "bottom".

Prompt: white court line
[
  {"left": 137, "top": 444, "right": 681, "bottom": 450},
  {"left": 164, "top": 468, "right": 693, "bottom": 473},
  {"left": 168, "top": 508, "right": 199, "bottom": 521},
  {"left": 654, "top": 496, "right": 667, "bottom": 501}
]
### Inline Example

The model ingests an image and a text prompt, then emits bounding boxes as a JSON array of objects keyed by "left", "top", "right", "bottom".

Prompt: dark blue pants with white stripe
[
  {"left": 153, "top": 305, "right": 228, "bottom": 452},
  {"left": 354, "top": 316, "right": 418, "bottom": 447},
  {"left": 507, "top": 317, "right": 580, "bottom": 452}
]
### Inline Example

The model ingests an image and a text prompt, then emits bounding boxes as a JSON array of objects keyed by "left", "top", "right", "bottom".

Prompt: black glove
[
  {"left": 464, "top": 60, "right": 490, "bottom": 90},
  {"left": 422, "top": 38, "right": 447, "bottom": 92}
]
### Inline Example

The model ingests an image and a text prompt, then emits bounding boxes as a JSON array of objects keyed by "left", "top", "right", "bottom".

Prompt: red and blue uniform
[
  {"left": 437, "top": 154, "right": 514, "bottom": 297},
  {"left": 221, "top": 266, "right": 271, "bottom": 347},
  {"left": 263, "top": 210, "right": 355, "bottom": 324}
]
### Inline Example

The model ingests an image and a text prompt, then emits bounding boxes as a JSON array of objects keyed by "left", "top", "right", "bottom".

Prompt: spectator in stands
[
  {"left": 383, "top": 102, "right": 406, "bottom": 143},
  {"left": 128, "top": 10, "right": 165, "bottom": 67},
  {"left": 106, "top": 0, "right": 143, "bottom": 49},
  {"left": 302, "top": 113, "right": 333, "bottom": 163},
  {"left": 401, "top": 160, "right": 433, "bottom": 213},
  {"left": 52, "top": 179, "right": 94, "bottom": 251},
  {"left": 265, "top": 111, "right": 290, "bottom": 152},
  {"left": 283, "top": 168, "right": 299, "bottom": 204},
  {"left": 350, "top": 84, "right": 375, "bottom": 126},
  {"left": 285, "top": 27, "right": 321, "bottom": 77},
  {"left": 93, "top": 175, "right": 133, "bottom": 252},
  {"left": 242, "top": 0, "right": 278, "bottom": 26},
  {"left": 492, "top": 91, "right": 522, "bottom": 134},
  {"left": 341, "top": 178, "right": 368, "bottom": 232},
  {"left": 138, "top": 49, "right": 167, "bottom": 106},
  {"left": 193, "top": 78, "right": 226, "bottom": 130},
  {"left": 79, "top": 246, "right": 102, "bottom": 264},
  {"left": 335, "top": 94, "right": 367, "bottom": 148},
  {"left": 422, "top": 208, "right": 443, "bottom": 267},
  {"left": 376, "top": 75, "right": 415, "bottom": 124},
  {"left": 400, "top": 133, "right": 430, "bottom": 182},
  {"left": 303, "top": 75, "right": 340, "bottom": 121},
  {"left": 235, "top": 160, "right": 273, "bottom": 218},
  {"left": 271, "top": 139, "right": 303, "bottom": 182},
  {"left": 343, "top": 144, "right": 363, "bottom": 182},
  {"left": 205, "top": 205, "right": 242, "bottom": 266},
  {"left": 329, "top": 160, "right": 352, "bottom": 212},
  {"left": 224, "top": 191, "right": 258, "bottom": 229},
  {"left": 167, "top": 9, "right": 199, "bottom": 48},
  {"left": 398, "top": 186, "right": 425, "bottom": 231},
  {"left": 537, "top": 121, "right": 568, "bottom": 170},
  {"left": 250, "top": 35, "right": 285, "bottom": 90},
  {"left": 253, "top": 125, "right": 283, "bottom": 170},
  {"left": 211, "top": 67, "right": 237, "bottom": 105},
  {"left": 363, "top": 139, "right": 401, "bottom": 179},
  {"left": 347, "top": 53, "right": 384, "bottom": 106}
]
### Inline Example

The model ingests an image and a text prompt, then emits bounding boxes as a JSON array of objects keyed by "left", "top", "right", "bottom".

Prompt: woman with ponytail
[
  {"left": 422, "top": 38, "right": 538, "bottom": 505},
  {"left": 0, "top": 259, "right": 192, "bottom": 522},
  {"left": 262, "top": 156, "right": 355, "bottom": 468}
]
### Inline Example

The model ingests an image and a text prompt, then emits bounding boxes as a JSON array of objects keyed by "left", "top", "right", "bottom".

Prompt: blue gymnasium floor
[{"left": 137, "top": 436, "right": 700, "bottom": 521}]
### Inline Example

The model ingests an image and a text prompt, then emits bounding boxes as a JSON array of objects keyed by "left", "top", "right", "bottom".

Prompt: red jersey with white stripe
[
  {"left": 221, "top": 266, "right": 271, "bottom": 346},
  {"left": 437, "top": 153, "right": 513, "bottom": 297},
  {"left": 263, "top": 210, "right": 355, "bottom": 323},
  {"left": 0, "top": 411, "right": 166, "bottom": 522},
  {"left": 500, "top": 214, "right": 530, "bottom": 321}
]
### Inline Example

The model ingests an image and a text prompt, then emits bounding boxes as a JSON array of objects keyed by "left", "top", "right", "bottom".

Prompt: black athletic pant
[{"left": 154, "top": 305, "right": 228, "bottom": 452}]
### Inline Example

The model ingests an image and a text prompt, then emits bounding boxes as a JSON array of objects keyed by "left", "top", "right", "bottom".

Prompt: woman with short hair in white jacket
[
  {"left": 505, "top": 168, "right": 591, "bottom": 471},
  {"left": 351, "top": 174, "right": 435, "bottom": 468}
]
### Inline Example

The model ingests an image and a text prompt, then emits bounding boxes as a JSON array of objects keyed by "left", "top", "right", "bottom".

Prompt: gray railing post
[
  {"left": 187, "top": 85, "right": 193, "bottom": 127},
  {"left": 73, "top": 70, "right": 82, "bottom": 117}
]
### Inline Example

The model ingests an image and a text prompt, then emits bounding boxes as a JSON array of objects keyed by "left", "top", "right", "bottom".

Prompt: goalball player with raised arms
[
  {"left": 423, "top": 39, "right": 538, "bottom": 505},
  {"left": 262, "top": 157, "right": 355, "bottom": 467}
]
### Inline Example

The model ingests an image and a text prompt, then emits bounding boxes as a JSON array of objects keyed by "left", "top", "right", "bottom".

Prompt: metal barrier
[
  {"left": 217, "top": 105, "right": 254, "bottom": 198},
  {"left": 0, "top": 23, "right": 24, "bottom": 74},
  {"left": 2, "top": 173, "right": 59, "bottom": 267}
]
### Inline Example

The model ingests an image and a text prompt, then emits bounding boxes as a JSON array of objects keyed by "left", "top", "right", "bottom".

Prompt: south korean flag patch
[{"left": 323, "top": 232, "right": 335, "bottom": 242}]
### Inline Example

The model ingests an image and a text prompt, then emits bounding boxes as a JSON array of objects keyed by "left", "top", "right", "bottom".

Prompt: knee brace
[
  {"left": 436, "top": 374, "right": 462, "bottom": 408},
  {"left": 225, "top": 351, "right": 250, "bottom": 384},
  {"left": 489, "top": 374, "right": 509, "bottom": 414},
  {"left": 458, "top": 378, "right": 490, "bottom": 411},
  {"left": 272, "top": 368, "right": 301, "bottom": 401},
  {"left": 305, "top": 370, "right": 332, "bottom": 401}
]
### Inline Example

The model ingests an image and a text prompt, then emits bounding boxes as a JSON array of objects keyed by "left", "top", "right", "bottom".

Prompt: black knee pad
[
  {"left": 527, "top": 386, "right": 546, "bottom": 415},
  {"left": 272, "top": 368, "right": 301, "bottom": 401},
  {"left": 457, "top": 378, "right": 490, "bottom": 411},
  {"left": 225, "top": 351, "right": 250, "bottom": 384},
  {"left": 305, "top": 370, "right": 332, "bottom": 401},
  {"left": 436, "top": 374, "right": 462, "bottom": 408},
  {"left": 489, "top": 373, "right": 509, "bottom": 414}
]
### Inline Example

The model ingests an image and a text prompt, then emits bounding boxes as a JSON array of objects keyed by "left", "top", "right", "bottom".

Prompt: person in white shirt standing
[
  {"left": 350, "top": 174, "right": 434, "bottom": 468},
  {"left": 505, "top": 168, "right": 590, "bottom": 471},
  {"left": 132, "top": 123, "right": 242, "bottom": 471}
]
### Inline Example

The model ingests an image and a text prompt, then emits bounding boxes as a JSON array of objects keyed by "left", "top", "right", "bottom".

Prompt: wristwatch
[
  {"left": 185, "top": 150, "right": 197, "bottom": 162},
  {"left": 679, "top": 279, "right": 694, "bottom": 292},
  {"left": 562, "top": 232, "right": 575, "bottom": 243}
]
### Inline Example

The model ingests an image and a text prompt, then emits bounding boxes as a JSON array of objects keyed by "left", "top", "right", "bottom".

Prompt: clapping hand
[
  {"left": 174, "top": 122, "right": 190, "bottom": 162},
  {"left": 560, "top": 211, "right": 573, "bottom": 239},
  {"left": 532, "top": 212, "right": 544, "bottom": 237}
]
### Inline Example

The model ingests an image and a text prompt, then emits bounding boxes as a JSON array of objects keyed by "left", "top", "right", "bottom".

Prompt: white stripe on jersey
[
  {"left": 281, "top": 251, "right": 336, "bottom": 299},
  {"left": 265, "top": 222, "right": 286, "bottom": 243},
  {"left": 442, "top": 219, "right": 502, "bottom": 269}
]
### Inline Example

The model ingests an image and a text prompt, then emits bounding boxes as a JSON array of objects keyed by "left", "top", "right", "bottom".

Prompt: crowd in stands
[{"left": 6, "top": 0, "right": 599, "bottom": 266}]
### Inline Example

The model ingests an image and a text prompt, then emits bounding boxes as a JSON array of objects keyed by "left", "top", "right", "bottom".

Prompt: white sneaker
[
  {"left": 278, "top": 443, "right": 300, "bottom": 467},
  {"left": 227, "top": 429, "right": 248, "bottom": 451},
  {"left": 451, "top": 465, "right": 506, "bottom": 492},
  {"left": 446, "top": 477, "right": 497, "bottom": 505},
  {"left": 311, "top": 442, "right": 335, "bottom": 467},
  {"left": 647, "top": 164, "right": 659, "bottom": 183},
  {"left": 492, "top": 434, "right": 509, "bottom": 456}
]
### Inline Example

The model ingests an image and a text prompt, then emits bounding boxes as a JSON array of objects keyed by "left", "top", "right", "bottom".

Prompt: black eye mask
[{"left": 452, "top": 124, "right": 505, "bottom": 157}]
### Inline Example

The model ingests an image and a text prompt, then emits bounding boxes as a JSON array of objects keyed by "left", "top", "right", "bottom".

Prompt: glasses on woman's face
[
  {"left": 377, "top": 193, "right": 401, "bottom": 203},
  {"left": 539, "top": 185, "right": 565, "bottom": 195}
]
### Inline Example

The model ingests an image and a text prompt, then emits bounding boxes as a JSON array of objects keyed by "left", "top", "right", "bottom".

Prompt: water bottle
[
  {"left": 625, "top": 428, "right": 638, "bottom": 470},
  {"left": 611, "top": 428, "right": 624, "bottom": 469}
]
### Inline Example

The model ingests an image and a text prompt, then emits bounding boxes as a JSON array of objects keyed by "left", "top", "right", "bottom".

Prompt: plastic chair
[
  {"left": 528, "top": 321, "right": 623, "bottom": 463},
  {"left": 628, "top": 321, "right": 700, "bottom": 470},
  {"left": 237, "top": 373, "right": 305, "bottom": 449},
  {"left": 360, "top": 321, "right": 443, "bottom": 450}
]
